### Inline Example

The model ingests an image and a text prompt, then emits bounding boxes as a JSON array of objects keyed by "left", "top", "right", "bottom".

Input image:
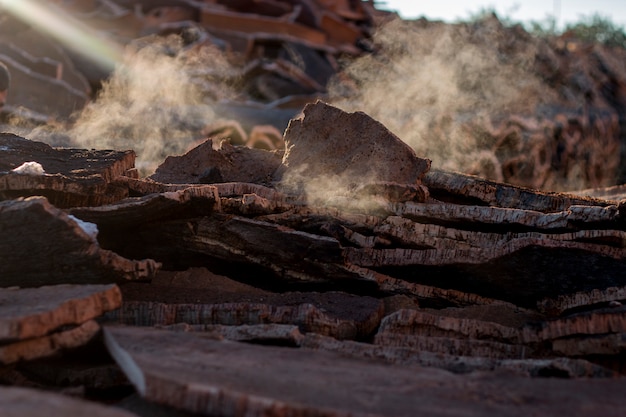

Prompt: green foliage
[
  {"left": 524, "top": 17, "right": 558, "bottom": 38},
  {"left": 463, "top": 6, "right": 513, "bottom": 26},
  {"left": 463, "top": 8, "right": 626, "bottom": 49},
  {"left": 563, "top": 13, "right": 626, "bottom": 48}
]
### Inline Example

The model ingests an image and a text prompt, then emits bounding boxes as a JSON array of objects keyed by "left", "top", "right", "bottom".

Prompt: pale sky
[{"left": 380, "top": 0, "right": 626, "bottom": 29}]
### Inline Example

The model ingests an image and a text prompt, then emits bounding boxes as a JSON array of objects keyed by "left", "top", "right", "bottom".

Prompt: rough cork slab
[
  {"left": 300, "top": 333, "right": 616, "bottom": 378},
  {"left": 0, "top": 133, "right": 134, "bottom": 208},
  {"left": 157, "top": 323, "right": 305, "bottom": 345},
  {"left": 150, "top": 137, "right": 282, "bottom": 185},
  {"left": 0, "top": 320, "right": 100, "bottom": 365},
  {"left": 424, "top": 168, "right": 609, "bottom": 211},
  {"left": 274, "top": 101, "right": 431, "bottom": 191},
  {"left": 0, "top": 284, "right": 121, "bottom": 342},
  {"left": 105, "top": 325, "right": 626, "bottom": 417},
  {"left": 111, "top": 280, "right": 383, "bottom": 340},
  {"left": 0, "top": 197, "right": 159, "bottom": 287}
]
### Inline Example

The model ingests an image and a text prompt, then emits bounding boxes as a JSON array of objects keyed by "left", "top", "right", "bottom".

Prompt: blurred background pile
[{"left": 1, "top": 0, "right": 626, "bottom": 191}]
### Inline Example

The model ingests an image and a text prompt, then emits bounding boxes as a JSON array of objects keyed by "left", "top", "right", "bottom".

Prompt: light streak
[{"left": 0, "top": 0, "right": 123, "bottom": 71}]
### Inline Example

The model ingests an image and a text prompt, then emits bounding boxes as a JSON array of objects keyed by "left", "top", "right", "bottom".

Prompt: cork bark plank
[
  {"left": 0, "top": 55, "right": 89, "bottom": 119},
  {"left": 393, "top": 200, "right": 619, "bottom": 230},
  {"left": 551, "top": 333, "right": 626, "bottom": 356},
  {"left": 300, "top": 333, "right": 616, "bottom": 378},
  {"left": 0, "top": 197, "right": 159, "bottom": 287},
  {"left": 377, "top": 309, "right": 525, "bottom": 345},
  {"left": 69, "top": 186, "right": 220, "bottom": 228},
  {"left": 424, "top": 168, "right": 609, "bottom": 211},
  {"left": 149, "top": 138, "right": 282, "bottom": 186},
  {"left": 538, "top": 285, "right": 626, "bottom": 316},
  {"left": 0, "top": 134, "right": 136, "bottom": 208},
  {"left": 0, "top": 320, "right": 101, "bottom": 365},
  {"left": 198, "top": 7, "right": 329, "bottom": 50},
  {"left": 157, "top": 323, "right": 305, "bottom": 345},
  {"left": 0, "top": 284, "right": 121, "bottom": 342},
  {"left": 104, "top": 325, "right": 626, "bottom": 417},
  {"left": 107, "top": 286, "right": 383, "bottom": 340}
]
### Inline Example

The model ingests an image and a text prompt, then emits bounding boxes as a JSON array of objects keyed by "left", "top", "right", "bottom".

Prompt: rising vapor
[
  {"left": 328, "top": 16, "right": 555, "bottom": 176},
  {"left": 69, "top": 34, "right": 235, "bottom": 174}
]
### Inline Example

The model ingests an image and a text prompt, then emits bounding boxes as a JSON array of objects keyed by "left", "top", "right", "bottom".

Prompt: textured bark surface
[
  {"left": 0, "top": 197, "right": 159, "bottom": 287},
  {"left": 0, "top": 134, "right": 135, "bottom": 208},
  {"left": 299, "top": 333, "right": 617, "bottom": 378},
  {"left": 538, "top": 285, "right": 626, "bottom": 316},
  {"left": 149, "top": 138, "right": 283, "bottom": 185},
  {"left": 104, "top": 325, "right": 626, "bottom": 417},
  {"left": 0, "top": 284, "right": 120, "bottom": 342},
  {"left": 0, "top": 320, "right": 101, "bottom": 365},
  {"left": 69, "top": 186, "right": 220, "bottom": 228},
  {"left": 274, "top": 101, "right": 431, "bottom": 191},
  {"left": 373, "top": 333, "right": 528, "bottom": 360},
  {"left": 375, "top": 305, "right": 626, "bottom": 361},
  {"left": 377, "top": 309, "right": 525, "bottom": 345},
  {"left": 4, "top": 2, "right": 626, "bottom": 415},
  {"left": 552, "top": 333, "right": 626, "bottom": 356},
  {"left": 156, "top": 323, "right": 305, "bottom": 345},
  {"left": 107, "top": 286, "right": 383, "bottom": 340},
  {"left": 424, "top": 168, "right": 610, "bottom": 210},
  {"left": 534, "top": 306, "right": 626, "bottom": 341}
]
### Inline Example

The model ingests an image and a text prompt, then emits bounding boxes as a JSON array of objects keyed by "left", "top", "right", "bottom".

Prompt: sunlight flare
[{"left": 0, "top": 0, "right": 122, "bottom": 71}]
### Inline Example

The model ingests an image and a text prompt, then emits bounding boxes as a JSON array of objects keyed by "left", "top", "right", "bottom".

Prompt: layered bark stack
[
  {"left": 0, "top": 284, "right": 121, "bottom": 365},
  {"left": 2, "top": 2, "right": 626, "bottom": 413},
  {"left": 2, "top": 101, "right": 625, "bottom": 415}
]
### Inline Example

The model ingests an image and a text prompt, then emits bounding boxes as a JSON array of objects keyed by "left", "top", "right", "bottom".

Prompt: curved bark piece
[
  {"left": 0, "top": 320, "right": 101, "bottom": 365},
  {"left": 300, "top": 333, "right": 616, "bottom": 378},
  {"left": 535, "top": 306, "right": 626, "bottom": 341},
  {"left": 69, "top": 186, "right": 220, "bottom": 227},
  {"left": 375, "top": 216, "right": 626, "bottom": 252},
  {"left": 377, "top": 309, "right": 524, "bottom": 344},
  {"left": 538, "top": 285, "right": 626, "bottom": 316},
  {"left": 0, "top": 284, "right": 120, "bottom": 342},
  {"left": 552, "top": 333, "right": 626, "bottom": 356},
  {"left": 157, "top": 323, "right": 305, "bottom": 345},
  {"left": 374, "top": 333, "right": 527, "bottom": 360},
  {"left": 393, "top": 201, "right": 619, "bottom": 230},
  {"left": 0, "top": 134, "right": 135, "bottom": 208},
  {"left": 177, "top": 214, "right": 348, "bottom": 283},
  {"left": 345, "top": 265, "right": 515, "bottom": 308},
  {"left": 345, "top": 241, "right": 624, "bottom": 269},
  {"left": 0, "top": 197, "right": 159, "bottom": 286},
  {"left": 106, "top": 290, "right": 383, "bottom": 341},
  {"left": 424, "top": 168, "right": 610, "bottom": 211}
]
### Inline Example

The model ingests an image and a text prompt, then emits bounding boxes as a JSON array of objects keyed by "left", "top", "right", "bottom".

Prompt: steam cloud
[
  {"left": 9, "top": 14, "right": 604, "bottom": 191},
  {"left": 67, "top": 34, "right": 235, "bottom": 174},
  {"left": 62, "top": 15, "right": 554, "bottom": 182},
  {"left": 278, "top": 163, "right": 386, "bottom": 212},
  {"left": 328, "top": 16, "right": 555, "bottom": 180}
]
